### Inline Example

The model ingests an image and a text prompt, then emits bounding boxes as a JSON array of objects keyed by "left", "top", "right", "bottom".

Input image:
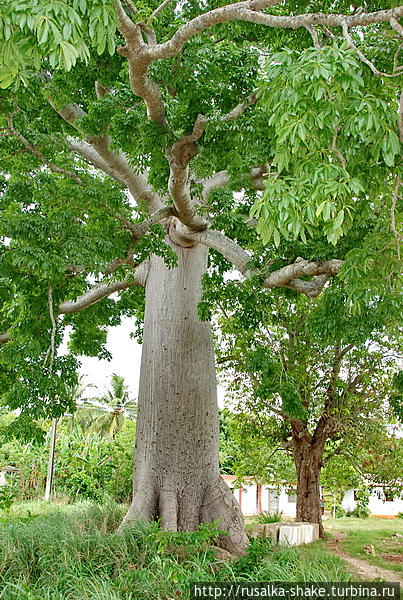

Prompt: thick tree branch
[
  {"left": 200, "top": 165, "right": 268, "bottom": 203},
  {"left": 147, "top": 6, "right": 403, "bottom": 62},
  {"left": 0, "top": 282, "right": 134, "bottom": 344},
  {"left": 220, "top": 93, "right": 257, "bottom": 122},
  {"left": 67, "top": 138, "right": 128, "bottom": 184},
  {"left": 305, "top": 25, "right": 321, "bottom": 49},
  {"left": 58, "top": 280, "right": 137, "bottom": 314},
  {"left": 114, "top": 0, "right": 140, "bottom": 39},
  {"left": 0, "top": 332, "right": 9, "bottom": 345},
  {"left": 51, "top": 100, "right": 162, "bottom": 212},
  {"left": 64, "top": 259, "right": 150, "bottom": 311},
  {"left": 391, "top": 16, "right": 403, "bottom": 37},
  {"left": 114, "top": 0, "right": 402, "bottom": 132},
  {"left": 167, "top": 115, "right": 209, "bottom": 231},
  {"left": 115, "top": 1, "right": 168, "bottom": 126},
  {"left": 168, "top": 96, "right": 258, "bottom": 226},
  {"left": 196, "top": 229, "right": 253, "bottom": 273},
  {"left": 1, "top": 264, "right": 150, "bottom": 344},
  {"left": 195, "top": 229, "right": 343, "bottom": 297},
  {"left": 264, "top": 258, "right": 343, "bottom": 297}
]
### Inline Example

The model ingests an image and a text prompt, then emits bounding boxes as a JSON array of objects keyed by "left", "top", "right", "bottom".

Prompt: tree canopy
[{"left": 1, "top": 1, "right": 401, "bottom": 432}]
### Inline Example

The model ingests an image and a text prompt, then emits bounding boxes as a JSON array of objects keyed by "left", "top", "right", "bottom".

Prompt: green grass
[
  {"left": 255, "top": 511, "right": 283, "bottom": 524},
  {"left": 325, "top": 517, "right": 403, "bottom": 575},
  {"left": 0, "top": 501, "right": 354, "bottom": 599}
]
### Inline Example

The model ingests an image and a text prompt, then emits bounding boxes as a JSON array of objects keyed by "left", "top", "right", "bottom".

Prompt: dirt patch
[
  {"left": 380, "top": 554, "right": 403, "bottom": 563},
  {"left": 325, "top": 538, "right": 403, "bottom": 584}
]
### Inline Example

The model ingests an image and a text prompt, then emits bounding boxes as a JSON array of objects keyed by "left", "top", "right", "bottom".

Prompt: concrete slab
[
  {"left": 263, "top": 523, "right": 280, "bottom": 541},
  {"left": 279, "top": 525, "right": 302, "bottom": 546},
  {"left": 248, "top": 521, "right": 320, "bottom": 546},
  {"left": 278, "top": 522, "right": 320, "bottom": 545},
  {"left": 248, "top": 524, "right": 265, "bottom": 539}
]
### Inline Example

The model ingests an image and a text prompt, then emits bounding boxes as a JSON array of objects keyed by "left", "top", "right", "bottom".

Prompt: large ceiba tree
[{"left": 0, "top": 0, "right": 402, "bottom": 553}]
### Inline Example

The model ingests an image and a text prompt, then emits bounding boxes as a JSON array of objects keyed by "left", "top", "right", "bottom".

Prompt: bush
[
  {"left": 255, "top": 511, "right": 283, "bottom": 524},
  {"left": 0, "top": 420, "right": 135, "bottom": 504},
  {"left": 0, "top": 485, "right": 16, "bottom": 511},
  {"left": 334, "top": 505, "right": 346, "bottom": 518},
  {"left": 345, "top": 506, "right": 370, "bottom": 518}
]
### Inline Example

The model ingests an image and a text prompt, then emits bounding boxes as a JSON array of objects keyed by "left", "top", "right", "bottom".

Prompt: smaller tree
[{"left": 213, "top": 286, "right": 400, "bottom": 535}]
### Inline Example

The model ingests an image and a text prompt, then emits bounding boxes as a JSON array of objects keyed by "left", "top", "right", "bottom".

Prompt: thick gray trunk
[{"left": 122, "top": 239, "right": 247, "bottom": 554}]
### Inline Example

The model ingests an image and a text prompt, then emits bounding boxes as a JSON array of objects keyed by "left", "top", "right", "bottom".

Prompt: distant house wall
[
  {"left": 240, "top": 484, "right": 257, "bottom": 515},
  {"left": 223, "top": 476, "right": 403, "bottom": 519},
  {"left": 342, "top": 488, "right": 403, "bottom": 516},
  {"left": 278, "top": 488, "right": 297, "bottom": 517},
  {"left": 0, "top": 471, "right": 7, "bottom": 487},
  {"left": 341, "top": 489, "right": 356, "bottom": 512},
  {"left": 221, "top": 475, "right": 298, "bottom": 517}
]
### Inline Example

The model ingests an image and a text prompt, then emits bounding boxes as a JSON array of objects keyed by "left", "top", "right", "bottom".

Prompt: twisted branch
[
  {"left": 51, "top": 100, "right": 162, "bottom": 212},
  {"left": 195, "top": 229, "right": 343, "bottom": 297},
  {"left": 341, "top": 21, "right": 403, "bottom": 78},
  {"left": 7, "top": 113, "right": 82, "bottom": 183}
]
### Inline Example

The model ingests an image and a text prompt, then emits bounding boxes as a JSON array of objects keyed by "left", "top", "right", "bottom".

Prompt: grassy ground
[
  {"left": 325, "top": 517, "right": 403, "bottom": 576},
  {"left": 0, "top": 501, "right": 353, "bottom": 599}
]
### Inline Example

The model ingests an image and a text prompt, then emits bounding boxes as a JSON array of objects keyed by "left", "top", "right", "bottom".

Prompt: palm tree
[{"left": 85, "top": 374, "right": 137, "bottom": 438}]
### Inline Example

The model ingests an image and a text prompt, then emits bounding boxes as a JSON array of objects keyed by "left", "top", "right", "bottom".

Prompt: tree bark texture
[{"left": 121, "top": 239, "right": 247, "bottom": 554}]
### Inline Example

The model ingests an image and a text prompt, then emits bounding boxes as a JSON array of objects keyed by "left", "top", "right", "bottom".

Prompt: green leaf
[{"left": 334, "top": 209, "right": 344, "bottom": 229}]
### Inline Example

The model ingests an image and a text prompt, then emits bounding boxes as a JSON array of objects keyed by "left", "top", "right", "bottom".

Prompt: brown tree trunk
[
  {"left": 293, "top": 433, "right": 325, "bottom": 537},
  {"left": 121, "top": 239, "right": 247, "bottom": 554}
]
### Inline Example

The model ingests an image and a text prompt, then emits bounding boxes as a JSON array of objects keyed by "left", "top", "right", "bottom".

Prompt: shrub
[
  {"left": 255, "top": 511, "right": 283, "bottom": 524},
  {"left": 0, "top": 419, "right": 135, "bottom": 504},
  {"left": 345, "top": 506, "right": 369, "bottom": 518},
  {"left": 334, "top": 505, "right": 346, "bottom": 518},
  {"left": 0, "top": 485, "right": 16, "bottom": 511}
]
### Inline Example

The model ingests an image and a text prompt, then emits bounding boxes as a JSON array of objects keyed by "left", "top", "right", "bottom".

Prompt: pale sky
[
  {"left": 77, "top": 317, "right": 142, "bottom": 399},
  {"left": 76, "top": 317, "right": 226, "bottom": 405}
]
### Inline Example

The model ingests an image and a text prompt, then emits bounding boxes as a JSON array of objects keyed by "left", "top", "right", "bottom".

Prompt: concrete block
[
  {"left": 300, "top": 524, "right": 315, "bottom": 544},
  {"left": 248, "top": 524, "right": 265, "bottom": 539},
  {"left": 263, "top": 523, "right": 280, "bottom": 541},
  {"left": 279, "top": 525, "right": 302, "bottom": 546},
  {"left": 249, "top": 521, "right": 319, "bottom": 545},
  {"left": 310, "top": 523, "right": 320, "bottom": 541},
  {"left": 278, "top": 522, "right": 320, "bottom": 546}
]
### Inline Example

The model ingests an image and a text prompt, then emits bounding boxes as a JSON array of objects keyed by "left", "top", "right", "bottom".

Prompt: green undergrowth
[{"left": 0, "top": 502, "right": 352, "bottom": 599}]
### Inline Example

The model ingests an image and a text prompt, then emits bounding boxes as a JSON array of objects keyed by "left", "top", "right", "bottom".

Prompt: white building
[
  {"left": 222, "top": 475, "right": 299, "bottom": 517},
  {"left": 0, "top": 466, "right": 18, "bottom": 487},
  {"left": 342, "top": 487, "right": 403, "bottom": 517},
  {"left": 223, "top": 476, "right": 403, "bottom": 519}
]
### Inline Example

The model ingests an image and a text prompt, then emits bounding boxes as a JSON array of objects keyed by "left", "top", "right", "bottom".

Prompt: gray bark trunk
[{"left": 121, "top": 239, "right": 247, "bottom": 554}]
